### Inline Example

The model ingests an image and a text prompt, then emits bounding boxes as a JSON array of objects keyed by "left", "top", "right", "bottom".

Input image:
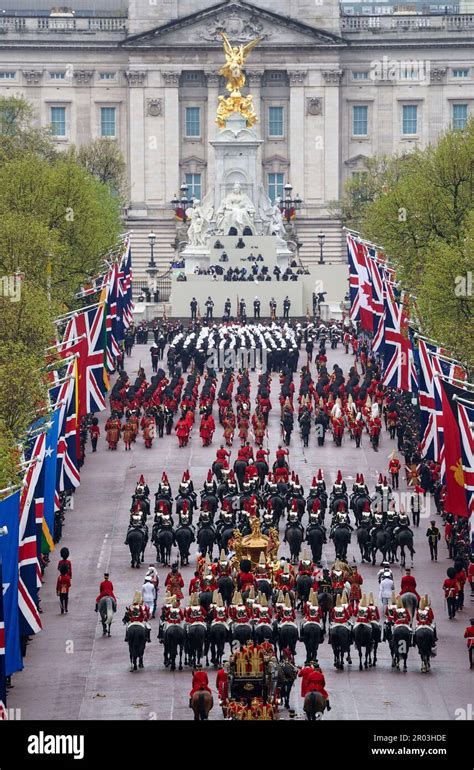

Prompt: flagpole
[
  {"left": 54, "top": 302, "right": 101, "bottom": 324},
  {"left": 434, "top": 372, "right": 474, "bottom": 389}
]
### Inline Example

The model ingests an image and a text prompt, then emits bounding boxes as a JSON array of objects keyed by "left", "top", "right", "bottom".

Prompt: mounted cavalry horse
[{"left": 98, "top": 595, "right": 116, "bottom": 637}]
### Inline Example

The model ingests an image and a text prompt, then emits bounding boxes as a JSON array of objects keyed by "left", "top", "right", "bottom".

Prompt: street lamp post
[
  {"left": 146, "top": 230, "right": 158, "bottom": 303},
  {"left": 278, "top": 183, "right": 302, "bottom": 224},
  {"left": 171, "top": 183, "right": 192, "bottom": 224},
  {"left": 317, "top": 230, "right": 326, "bottom": 265}
]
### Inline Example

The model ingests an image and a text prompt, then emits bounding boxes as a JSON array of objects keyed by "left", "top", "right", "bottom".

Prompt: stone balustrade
[
  {"left": 341, "top": 13, "right": 474, "bottom": 33},
  {"left": 0, "top": 16, "right": 127, "bottom": 34}
]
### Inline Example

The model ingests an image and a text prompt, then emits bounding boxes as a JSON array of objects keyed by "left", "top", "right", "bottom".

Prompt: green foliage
[
  {"left": 334, "top": 121, "right": 474, "bottom": 369},
  {"left": 76, "top": 139, "right": 128, "bottom": 202},
  {"left": 0, "top": 342, "right": 47, "bottom": 439},
  {"left": 0, "top": 418, "right": 19, "bottom": 491},
  {"left": 0, "top": 95, "right": 123, "bottom": 483},
  {"left": 0, "top": 95, "right": 56, "bottom": 164}
]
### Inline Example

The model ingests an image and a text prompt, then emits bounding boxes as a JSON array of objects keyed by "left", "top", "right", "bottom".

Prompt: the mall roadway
[{"left": 9, "top": 340, "right": 474, "bottom": 722}]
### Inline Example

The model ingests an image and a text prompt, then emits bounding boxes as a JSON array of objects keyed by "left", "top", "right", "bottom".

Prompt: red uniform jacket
[
  {"left": 96, "top": 579, "right": 116, "bottom": 603},
  {"left": 400, "top": 575, "right": 419, "bottom": 599},
  {"left": 216, "top": 669, "right": 229, "bottom": 701},
  {"left": 58, "top": 559, "right": 72, "bottom": 579},
  {"left": 306, "top": 669, "right": 328, "bottom": 700},
  {"left": 464, "top": 625, "right": 474, "bottom": 649},
  {"left": 189, "top": 671, "right": 212, "bottom": 697},
  {"left": 56, "top": 574, "right": 71, "bottom": 594}
]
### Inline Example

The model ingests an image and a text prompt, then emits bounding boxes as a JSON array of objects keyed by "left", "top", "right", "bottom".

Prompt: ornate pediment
[
  {"left": 344, "top": 154, "right": 370, "bottom": 168},
  {"left": 123, "top": 0, "right": 345, "bottom": 49}
]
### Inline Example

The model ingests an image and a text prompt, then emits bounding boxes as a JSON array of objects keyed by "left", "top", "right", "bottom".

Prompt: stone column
[
  {"left": 322, "top": 69, "right": 343, "bottom": 205},
  {"left": 205, "top": 71, "right": 220, "bottom": 190},
  {"left": 288, "top": 70, "right": 307, "bottom": 200},
  {"left": 162, "top": 71, "right": 181, "bottom": 203},
  {"left": 126, "top": 70, "right": 147, "bottom": 216},
  {"left": 247, "top": 69, "right": 264, "bottom": 134}
]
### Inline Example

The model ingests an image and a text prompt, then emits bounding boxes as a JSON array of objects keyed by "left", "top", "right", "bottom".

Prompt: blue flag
[
  {"left": 0, "top": 491, "right": 23, "bottom": 676},
  {"left": 43, "top": 409, "right": 60, "bottom": 550}
]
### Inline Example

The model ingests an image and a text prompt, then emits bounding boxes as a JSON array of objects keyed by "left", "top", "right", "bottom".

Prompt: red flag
[{"left": 439, "top": 379, "right": 472, "bottom": 518}]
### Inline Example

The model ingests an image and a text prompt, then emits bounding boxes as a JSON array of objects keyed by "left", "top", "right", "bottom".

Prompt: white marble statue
[
  {"left": 256, "top": 187, "right": 286, "bottom": 240},
  {"left": 185, "top": 195, "right": 213, "bottom": 248},
  {"left": 215, "top": 182, "right": 256, "bottom": 236}
]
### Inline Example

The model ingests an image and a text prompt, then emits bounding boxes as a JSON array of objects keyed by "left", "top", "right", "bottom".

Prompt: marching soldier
[{"left": 426, "top": 520, "right": 441, "bottom": 561}]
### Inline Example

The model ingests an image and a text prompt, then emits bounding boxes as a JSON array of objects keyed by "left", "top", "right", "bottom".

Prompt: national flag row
[
  {"left": 347, "top": 231, "right": 473, "bottom": 520},
  {"left": 0, "top": 239, "right": 134, "bottom": 716}
]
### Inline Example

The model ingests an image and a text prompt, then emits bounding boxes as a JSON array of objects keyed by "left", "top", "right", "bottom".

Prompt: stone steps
[{"left": 127, "top": 216, "right": 346, "bottom": 278}]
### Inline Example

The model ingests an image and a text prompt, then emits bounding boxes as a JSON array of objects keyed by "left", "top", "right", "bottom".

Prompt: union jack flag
[
  {"left": 59, "top": 304, "right": 107, "bottom": 416},
  {"left": 51, "top": 359, "right": 80, "bottom": 493},
  {"left": 347, "top": 234, "right": 373, "bottom": 332},
  {"left": 19, "top": 426, "right": 45, "bottom": 636},
  {"left": 77, "top": 273, "right": 106, "bottom": 299},
  {"left": 105, "top": 263, "right": 121, "bottom": 371},
  {"left": 118, "top": 240, "right": 134, "bottom": 331},
  {"left": 417, "top": 339, "right": 438, "bottom": 461},
  {"left": 457, "top": 396, "right": 474, "bottom": 517},
  {"left": 366, "top": 248, "right": 385, "bottom": 354},
  {"left": 382, "top": 284, "right": 418, "bottom": 392}
]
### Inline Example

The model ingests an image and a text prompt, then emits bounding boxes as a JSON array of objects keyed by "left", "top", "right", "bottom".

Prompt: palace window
[
  {"left": 185, "top": 173, "right": 202, "bottom": 201},
  {"left": 452, "top": 69, "right": 469, "bottom": 78},
  {"left": 0, "top": 72, "right": 16, "bottom": 80},
  {"left": 268, "top": 106, "right": 284, "bottom": 137},
  {"left": 185, "top": 107, "right": 201, "bottom": 138},
  {"left": 50, "top": 72, "right": 66, "bottom": 80},
  {"left": 100, "top": 106, "right": 116, "bottom": 137},
  {"left": 268, "top": 173, "right": 284, "bottom": 203},
  {"left": 452, "top": 104, "right": 468, "bottom": 130},
  {"left": 99, "top": 72, "right": 115, "bottom": 81},
  {"left": 50, "top": 106, "right": 66, "bottom": 137},
  {"left": 402, "top": 104, "right": 418, "bottom": 135},
  {"left": 352, "top": 105, "right": 368, "bottom": 136},
  {"left": 352, "top": 71, "right": 369, "bottom": 81}
]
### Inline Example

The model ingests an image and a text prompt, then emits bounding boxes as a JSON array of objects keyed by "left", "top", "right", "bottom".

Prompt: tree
[
  {"left": 333, "top": 121, "right": 474, "bottom": 368},
  {"left": 0, "top": 418, "right": 19, "bottom": 490},
  {"left": 76, "top": 139, "right": 128, "bottom": 201},
  {"left": 0, "top": 152, "right": 122, "bottom": 308},
  {"left": 0, "top": 342, "right": 47, "bottom": 439},
  {"left": 0, "top": 95, "right": 56, "bottom": 164}
]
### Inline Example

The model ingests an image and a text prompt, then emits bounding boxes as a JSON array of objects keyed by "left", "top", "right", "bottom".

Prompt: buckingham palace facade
[{"left": 1, "top": 0, "right": 474, "bottom": 272}]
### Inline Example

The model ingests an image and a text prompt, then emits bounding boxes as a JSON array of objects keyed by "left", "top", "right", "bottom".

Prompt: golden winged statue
[{"left": 216, "top": 31, "right": 260, "bottom": 129}]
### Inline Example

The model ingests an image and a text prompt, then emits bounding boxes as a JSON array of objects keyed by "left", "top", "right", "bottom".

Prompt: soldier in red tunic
[
  {"left": 200, "top": 411, "right": 215, "bottom": 447},
  {"left": 165, "top": 564, "right": 184, "bottom": 600},
  {"left": 105, "top": 414, "right": 121, "bottom": 450},
  {"left": 388, "top": 451, "right": 401, "bottom": 490},
  {"left": 189, "top": 666, "right": 212, "bottom": 698}
]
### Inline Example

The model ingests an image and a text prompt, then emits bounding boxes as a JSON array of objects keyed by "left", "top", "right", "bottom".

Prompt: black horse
[
  {"left": 152, "top": 525, "right": 174, "bottom": 565},
  {"left": 352, "top": 622, "right": 374, "bottom": 670},
  {"left": 197, "top": 525, "right": 215, "bottom": 559},
  {"left": 331, "top": 525, "right": 351, "bottom": 561},
  {"left": 128, "top": 529, "right": 146, "bottom": 569},
  {"left": 317, "top": 590, "right": 334, "bottom": 632},
  {"left": 186, "top": 623, "right": 207, "bottom": 667},
  {"left": 217, "top": 575, "right": 234, "bottom": 607},
  {"left": 390, "top": 624, "right": 411, "bottom": 671},
  {"left": 127, "top": 623, "right": 147, "bottom": 671},
  {"left": 330, "top": 624, "right": 352, "bottom": 670},
  {"left": 356, "top": 525, "right": 371, "bottom": 563},
  {"left": 232, "top": 622, "right": 253, "bottom": 650},
  {"left": 175, "top": 525, "right": 195, "bottom": 566},
  {"left": 306, "top": 524, "right": 325, "bottom": 564},
  {"left": 206, "top": 622, "right": 228, "bottom": 667},
  {"left": 300, "top": 621, "right": 324, "bottom": 664},
  {"left": 414, "top": 626, "right": 436, "bottom": 673},
  {"left": 395, "top": 529, "right": 415, "bottom": 568},
  {"left": 277, "top": 623, "right": 298, "bottom": 660},
  {"left": 371, "top": 529, "right": 391, "bottom": 566},
  {"left": 285, "top": 524, "right": 303, "bottom": 564},
  {"left": 163, "top": 624, "right": 185, "bottom": 671},
  {"left": 295, "top": 574, "right": 313, "bottom": 610}
]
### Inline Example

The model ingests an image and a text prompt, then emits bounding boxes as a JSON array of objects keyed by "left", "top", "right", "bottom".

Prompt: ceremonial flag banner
[
  {"left": 382, "top": 285, "right": 418, "bottom": 393},
  {"left": 346, "top": 234, "right": 373, "bottom": 332},
  {"left": 0, "top": 491, "right": 23, "bottom": 676},
  {"left": 60, "top": 304, "right": 107, "bottom": 416},
  {"left": 0, "top": 554, "right": 7, "bottom": 719},
  {"left": 417, "top": 338, "right": 438, "bottom": 461},
  {"left": 19, "top": 426, "right": 45, "bottom": 637},
  {"left": 366, "top": 248, "right": 385, "bottom": 355},
  {"left": 439, "top": 379, "right": 474, "bottom": 518},
  {"left": 53, "top": 359, "right": 80, "bottom": 493},
  {"left": 36, "top": 408, "right": 60, "bottom": 554}
]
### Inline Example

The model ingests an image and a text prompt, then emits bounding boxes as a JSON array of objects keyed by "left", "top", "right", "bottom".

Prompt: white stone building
[{"left": 1, "top": 0, "right": 473, "bottom": 276}]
